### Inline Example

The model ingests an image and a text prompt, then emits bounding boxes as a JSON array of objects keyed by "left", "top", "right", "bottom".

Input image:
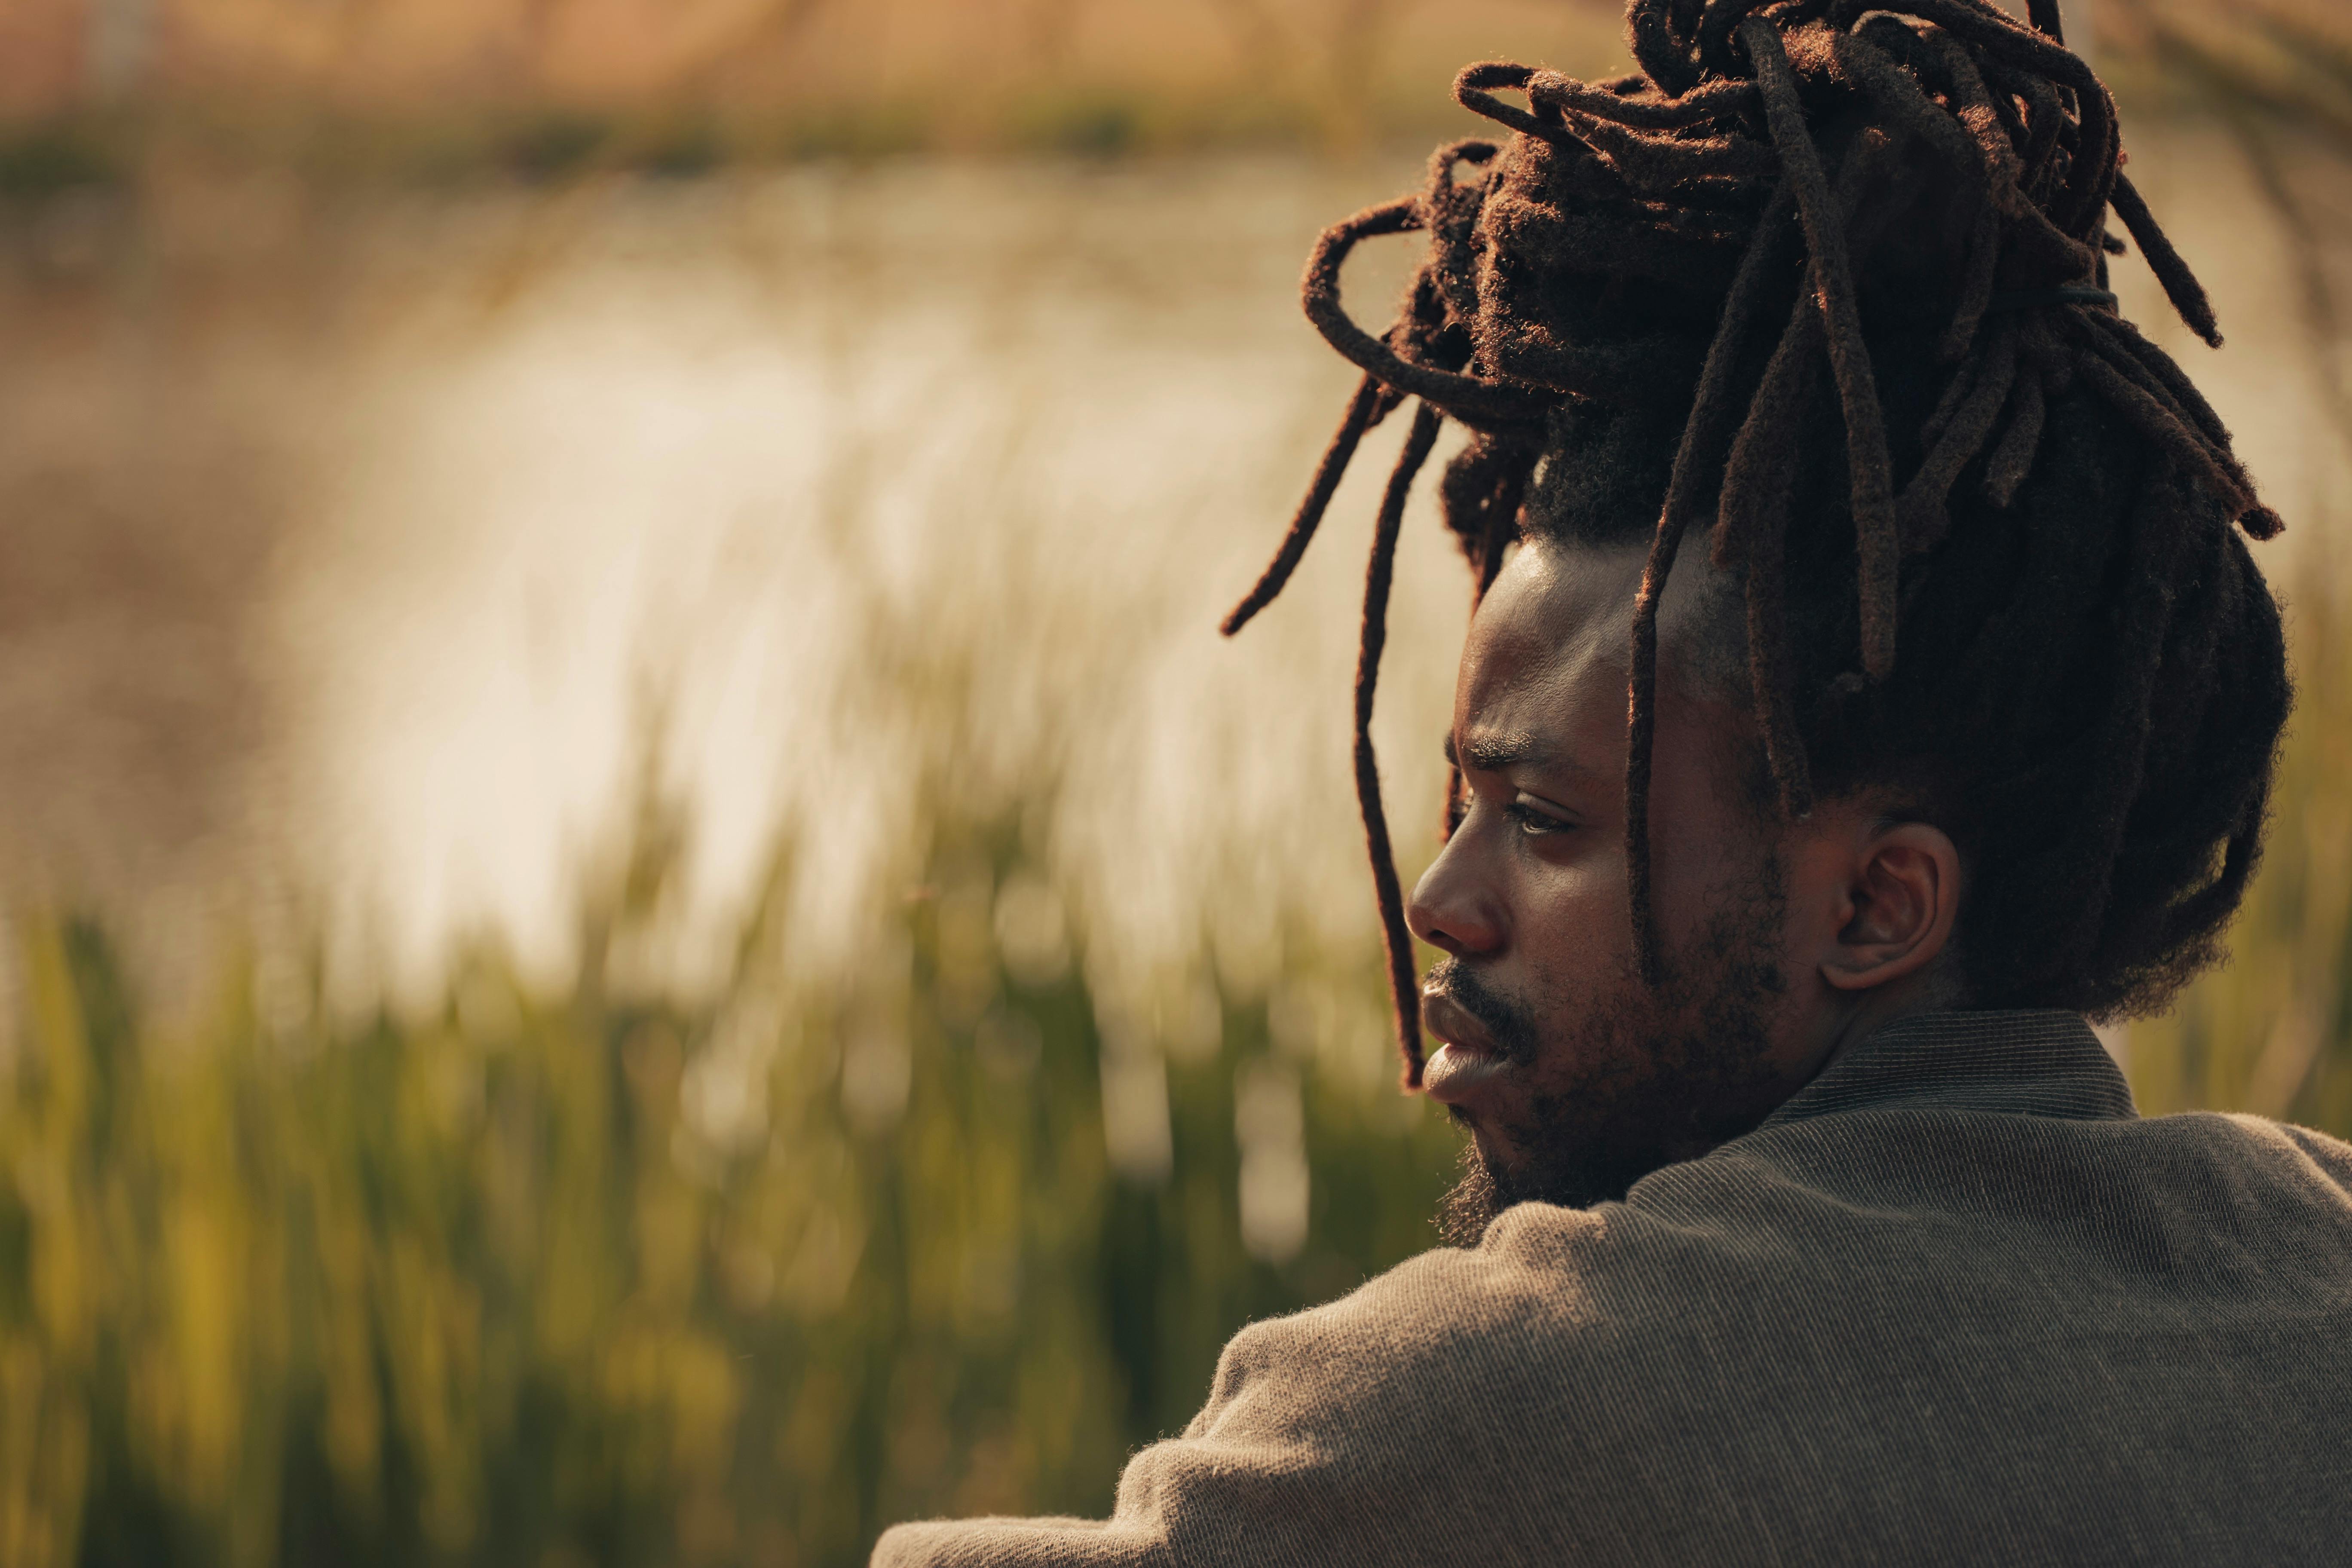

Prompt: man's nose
[{"left": 1406, "top": 832, "right": 1505, "bottom": 957}]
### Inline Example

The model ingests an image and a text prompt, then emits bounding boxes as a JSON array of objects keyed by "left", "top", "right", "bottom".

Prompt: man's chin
[
  {"left": 1433, "top": 1140, "right": 1575, "bottom": 1248},
  {"left": 1434, "top": 1145, "right": 1505, "bottom": 1247},
  {"left": 1432, "top": 1127, "right": 1641, "bottom": 1246}
]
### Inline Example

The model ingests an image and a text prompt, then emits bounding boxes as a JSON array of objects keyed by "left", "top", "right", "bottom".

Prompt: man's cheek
[
  {"left": 1517, "top": 924, "right": 1627, "bottom": 1033},
  {"left": 1522, "top": 873, "right": 1634, "bottom": 972}
]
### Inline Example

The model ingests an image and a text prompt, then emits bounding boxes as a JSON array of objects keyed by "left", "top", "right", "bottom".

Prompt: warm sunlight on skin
[{"left": 1407, "top": 538, "right": 1966, "bottom": 1191}]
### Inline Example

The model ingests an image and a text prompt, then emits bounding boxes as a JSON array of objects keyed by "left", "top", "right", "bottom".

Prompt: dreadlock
[{"left": 1222, "top": 0, "right": 2291, "bottom": 1090}]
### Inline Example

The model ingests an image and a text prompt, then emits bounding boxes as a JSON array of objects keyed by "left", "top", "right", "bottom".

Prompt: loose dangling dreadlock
[{"left": 1222, "top": 0, "right": 2291, "bottom": 1090}]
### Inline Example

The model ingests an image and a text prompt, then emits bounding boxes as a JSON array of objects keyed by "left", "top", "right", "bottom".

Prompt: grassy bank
[{"left": 0, "top": 787, "right": 1462, "bottom": 1568}]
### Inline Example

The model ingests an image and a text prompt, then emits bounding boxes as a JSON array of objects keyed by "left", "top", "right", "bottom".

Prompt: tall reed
[{"left": 0, "top": 781, "right": 1461, "bottom": 1567}]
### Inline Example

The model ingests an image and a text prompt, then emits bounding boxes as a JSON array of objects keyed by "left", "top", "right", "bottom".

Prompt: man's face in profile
[{"left": 1409, "top": 538, "right": 1828, "bottom": 1235}]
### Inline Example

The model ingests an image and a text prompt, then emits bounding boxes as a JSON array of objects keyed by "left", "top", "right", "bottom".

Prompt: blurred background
[{"left": 0, "top": 1, "right": 2345, "bottom": 1563}]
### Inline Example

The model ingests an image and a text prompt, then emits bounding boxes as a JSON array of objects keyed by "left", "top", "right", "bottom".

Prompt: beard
[{"left": 1433, "top": 854, "right": 1793, "bottom": 1247}]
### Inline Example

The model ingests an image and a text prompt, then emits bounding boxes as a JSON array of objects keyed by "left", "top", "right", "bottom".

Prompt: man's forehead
[
  {"left": 1465, "top": 535, "right": 1741, "bottom": 688},
  {"left": 1470, "top": 542, "right": 1647, "bottom": 667},
  {"left": 1454, "top": 544, "right": 1645, "bottom": 742},
  {"left": 1451, "top": 537, "right": 1752, "bottom": 777}
]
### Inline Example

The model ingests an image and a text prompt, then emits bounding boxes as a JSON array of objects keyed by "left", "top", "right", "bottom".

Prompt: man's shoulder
[
  {"left": 1626, "top": 1094, "right": 2352, "bottom": 1296},
  {"left": 2207, "top": 1108, "right": 2352, "bottom": 1183},
  {"left": 923, "top": 1106, "right": 2352, "bottom": 1568},
  {"left": 1346, "top": 1096, "right": 2352, "bottom": 1372}
]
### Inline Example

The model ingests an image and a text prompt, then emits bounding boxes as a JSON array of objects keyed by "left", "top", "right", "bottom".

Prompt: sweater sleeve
[
  {"left": 869, "top": 1514, "right": 1167, "bottom": 1568},
  {"left": 870, "top": 1220, "right": 1597, "bottom": 1568}
]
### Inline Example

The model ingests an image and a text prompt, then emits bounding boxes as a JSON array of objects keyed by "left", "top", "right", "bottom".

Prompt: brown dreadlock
[{"left": 1222, "top": 0, "right": 2291, "bottom": 1090}]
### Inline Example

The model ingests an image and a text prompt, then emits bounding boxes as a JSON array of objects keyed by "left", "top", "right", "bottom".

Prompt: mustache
[{"left": 1422, "top": 957, "right": 1541, "bottom": 1063}]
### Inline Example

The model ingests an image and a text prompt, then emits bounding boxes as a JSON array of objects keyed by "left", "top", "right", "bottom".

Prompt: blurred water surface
[{"left": 0, "top": 154, "right": 1494, "bottom": 1012}]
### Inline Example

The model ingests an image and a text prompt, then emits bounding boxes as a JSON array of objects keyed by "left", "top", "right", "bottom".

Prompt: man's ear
[{"left": 1819, "top": 820, "right": 1962, "bottom": 993}]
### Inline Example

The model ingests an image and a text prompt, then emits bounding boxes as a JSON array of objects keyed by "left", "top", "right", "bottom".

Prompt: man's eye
[{"left": 1504, "top": 797, "right": 1574, "bottom": 836}]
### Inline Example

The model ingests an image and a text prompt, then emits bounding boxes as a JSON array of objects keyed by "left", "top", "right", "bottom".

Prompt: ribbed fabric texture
[{"left": 873, "top": 1010, "right": 2352, "bottom": 1566}]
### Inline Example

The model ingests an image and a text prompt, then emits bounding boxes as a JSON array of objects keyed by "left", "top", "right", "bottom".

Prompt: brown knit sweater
[{"left": 873, "top": 1010, "right": 2352, "bottom": 1566}]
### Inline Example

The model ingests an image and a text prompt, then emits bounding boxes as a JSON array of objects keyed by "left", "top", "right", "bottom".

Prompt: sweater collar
[{"left": 1756, "top": 1008, "right": 2138, "bottom": 1131}]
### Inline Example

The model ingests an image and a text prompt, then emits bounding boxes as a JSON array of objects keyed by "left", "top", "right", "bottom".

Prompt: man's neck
[{"left": 1803, "top": 964, "right": 1975, "bottom": 1093}]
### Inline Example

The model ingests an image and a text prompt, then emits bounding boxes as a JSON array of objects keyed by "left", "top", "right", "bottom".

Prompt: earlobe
[{"left": 1819, "top": 822, "right": 1962, "bottom": 993}]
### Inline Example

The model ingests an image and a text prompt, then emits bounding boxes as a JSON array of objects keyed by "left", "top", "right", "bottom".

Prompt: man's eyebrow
[{"left": 1443, "top": 729, "right": 1550, "bottom": 772}]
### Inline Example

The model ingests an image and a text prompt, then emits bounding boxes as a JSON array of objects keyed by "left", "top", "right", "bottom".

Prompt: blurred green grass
[
  {"left": 2126, "top": 558, "right": 2352, "bottom": 1131},
  {"left": 0, "top": 772, "right": 1463, "bottom": 1567}
]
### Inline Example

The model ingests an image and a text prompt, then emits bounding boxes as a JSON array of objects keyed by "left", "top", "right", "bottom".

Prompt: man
[{"left": 876, "top": 0, "right": 2352, "bottom": 1560}]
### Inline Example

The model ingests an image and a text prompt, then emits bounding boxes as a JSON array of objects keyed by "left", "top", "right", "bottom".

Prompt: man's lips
[{"left": 1420, "top": 989, "right": 1516, "bottom": 1107}]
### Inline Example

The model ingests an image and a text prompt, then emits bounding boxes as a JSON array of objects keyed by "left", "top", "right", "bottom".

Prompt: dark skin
[{"left": 1410, "top": 536, "right": 1966, "bottom": 1218}]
